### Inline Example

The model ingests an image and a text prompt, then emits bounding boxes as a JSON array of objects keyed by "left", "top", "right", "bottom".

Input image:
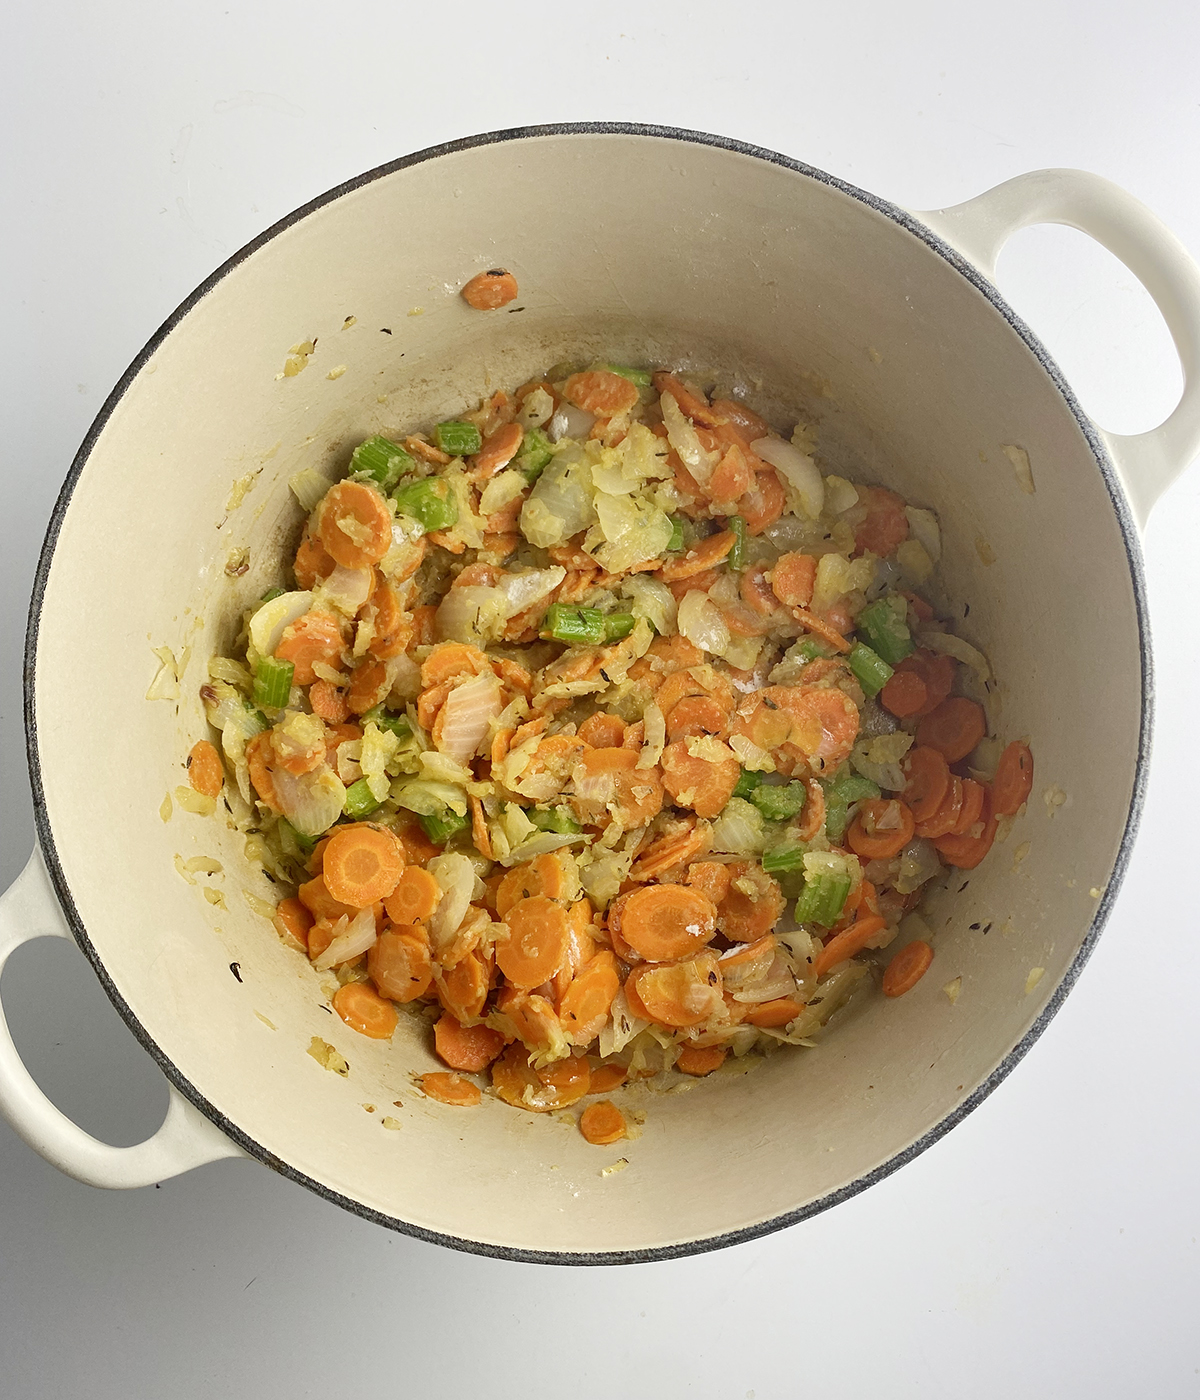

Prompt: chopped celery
[
  {"left": 344, "top": 778, "right": 382, "bottom": 820},
  {"left": 542, "top": 604, "right": 606, "bottom": 646},
  {"left": 727, "top": 515, "right": 747, "bottom": 571},
  {"left": 667, "top": 515, "right": 685, "bottom": 553},
  {"left": 834, "top": 773, "right": 881, "bottom": 803},
  {"left": 603, "top": 613, "right": 636, "bottom": 642},
  {"left": 823, "top": 787, "right": 851, "bottom": 843},
  {"left": 253, "top": 656, "right": 294, "bottom": 709},
  {"left": 795, "top": 636, "right": 833, "bottom": 663},
  {"left": 419, "top": 808, "right": 469, "bottom": 844},
  {"left": 260, "top": 586, "right": 285, "bottom": 603},
  {"left": 847, "top": 641, "right": 894, "bottom": 697},
  {"left": 856, "top": 596, "right": 914, "bottom": 665},
  {"left": 761, "top": 844, "right": 808, "bottom": 874},
  {"left": 732, "top": 768, "right": 763, "bottom": 801},
  {"left": 392, "top": 476, "right": 459, "bottom": 533},
  {"left": 513, "top": 426, "right": 553, "bottom": 482},
  {"left": 529, "top": 806, "right": 582, "bottom": 835},
  {"left": 794, "top": 872, "right": 852, "bottom": 928},
  {"left": 432, "top": 420, "right": 482, "bottom": 456},
  {"left": 362, "top": 705, "right": 413, "bottom": 742},
  {"left": 604, "top": 364, "right": 653, "bottom": 388},
  {"left": 350, "top": 435, "right": 416, "bottom": 492},
  {"left": 750, "top": 781, "right": 808, "bottom": 821}
]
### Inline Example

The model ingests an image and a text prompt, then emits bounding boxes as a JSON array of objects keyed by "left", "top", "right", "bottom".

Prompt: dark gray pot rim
[{"left": 23, "top": 121, "right": 1152, "bottom": 1267}]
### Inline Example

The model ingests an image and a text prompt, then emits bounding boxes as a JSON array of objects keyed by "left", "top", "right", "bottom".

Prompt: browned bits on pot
[{"left": 462, "top": 269, "right": 518, "bottom": 310}]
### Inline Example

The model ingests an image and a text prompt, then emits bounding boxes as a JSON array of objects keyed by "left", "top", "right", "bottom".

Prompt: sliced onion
[
  {"left": 677, "top": 589, "right": 731, "bottom": 655},
  {"left": 317, "top": 565, "right": 372, "bottom": 615},
  {"left": 917, "top": 630, "right": 992, "bottom": 682},
  {"left": 248, "top": 590, "right": 313, "bottom": 658},
  {"left": 434, "top": 585, "right": 506, "bottom": 645},
  {"left": 313, "top": 908, "right": 377, "bottom": 971},
  {"left": 428, "top": 853, "right": 474, "bottom": 948},
  {"left": 751, "top": 437, "right": 824, "bottom": 518},
  {"left": 547, "top": 403, "right": 594, "bottom": 442},
  {"left": 661, "top": 393, "right": 717, "bottom": 486},
  {"left": 272, "top": 763, "right": 346, "bottom": 837},
  {"left": 494, "top": 566, "right": 566, "bottom": 620},
  {"left": 905, "top": 506, "right": 941, "bottom": 563},
  {"left": 517, "top": 387, "right": 555, "bottom": 429},
  {"left": 435, "top": 671, "right": 504, "bottom": 764},
  {"left": 621, "top": 574, "right": 677, "bottom": 635}
]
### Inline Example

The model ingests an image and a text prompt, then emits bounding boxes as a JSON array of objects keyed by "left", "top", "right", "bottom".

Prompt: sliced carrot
[
  {"left": 687, "top": 861, "right": 732, "bottom": 906},
  {"left": 951, "top": 778, "right": 986, "bottom": 836},
  {"left": 272, "top": 896, "right": 313, "bottom": 952},
  {"left": 347, "top": 660, "right": 390, "bottom": 715},
  {"left": 629, "top": 822, "right": 709, "bottom": 880},
  {"left": 902, "top": 745, "right": 951, "bottom": 823},
  {"left": 276, "top": 611, "right": 345, "bottom": 686},
  {"left": 814, "top": 914, "right": 888, "bottom": 978},
  {"left": 416, "top": 679, "right": 452, "bottom": 731},
  {"left": 915, "top": 774, "right": 964, "bottom": 839},
  {"left": 559, "top": 950, "right": 621, "bottom": 1045},
  {"left": 770, "top": 553, "right": 818, "bottom": 609},
  {"left": 665, "top": 695, "right": 728, "bottom": 741},
  {"left": 708, "top": 443, "right": 754, "bottom": 502},
  {"left": 186, "top": 740, "right": 224, "bottom": 798},
  {"left": 660, "top": 740, "right": 740, "bottom": 820},
  {"left": 716, "top": 862, "right": 785, "bottom": 943},
  {"left": 317, "top": 480, "right": 393, "bottom": 568},
  {"left": 847, "top": 799, "right": 916, "bottom": 860},
  {"left": 578, "top": 711, "right": 627, "bottom": 748},
  {"left": 410, "top": 604, "right": 438, "bottom": 647},
  {"left": 298, "top": 873, "right": 359, "bottom": 924},
  {"left": 332, "top": 982, "right": 397, "bottom": 1040},
  {"left": 367, "top": 928, "right": 432, "bottom": 1002},
  {"left": 651, "top": 371, "right": 723, "bottom": 426},
  {"left": 738, "top": 468, "right": 787, "bottom": 535},
  {"left": 392, "top": 814, "right": 441, "bottom": 865},
  {"left": 437, "top": 951, "right": 489, "bottom": 1022},
  {"left": 745, "top": 997, "right": 806, "bottom": 1028},
  {"left": 472, "top": 421, "right": 524, "bottom": 477},
  {"left": 469, "top": 795, "right": 493, "bottom": 861},
  {"left": 461, "top": 269, "right": 518, "bottom": 310},
  {"left": 628, "top": 953, "right": 723, "bottom": 1028},
  {"left": 495, "top": 987, "right": 562, "bottom": 1053},
  {"left": 993, "top": 740, "right": 1034, "bottom": 817},
  {"left": 855, "top": 486, "right": 909, "bottom": 557},
  {"left": 293, "top": 521, "right": 336, "bottom": 589},
  {"left": 573, "top": 747, "right": 665, "bottom": 828},
  {"left": 420, "top": 642, "right": 489, "bottom": 689},
  {"left": 309, "top": 678, "right": 350, "bottom": 724},
  {"left": 795, "top": 777, "right": 826, "bottom": 843},
  {"left": 496, "top": 853, "right": 569, "bottom": 917},
  {"left": 916, "top": 697, "right": 987, "bottom": 764},
  {"left": 322, "top": 825, "right": 405, "bottom": 908},
  {"left": 433, "top": 1013, "right": 506, "bottom": 1072},
  {"left": 790, "top": 607, "right": 852, "bottom": 654},
  {"left": 245, "top": 731, "right": 281, "bottom": 812},
  {"left": 608, "top": 884, "right": 717, "bottom": 962},
  {"left": 406, "top": 434, "right": 453, "bottom": 466},
  {"left": 421, "top": 1071, "right": 482, "bottom": 1106},
  {"left": 675, "top": 1045, "right": 727, "bottom": 1075},
  {"left": 588, "top": 1063, "right": 628, "bottom": 1094},
  {"left": 882, "top": 940, "right": 934, "bottom": 997},
  {"left": 579, "top": 1100, "right": 627, "bottom": 1144},
  {"left": 654, "top": 665, "right": 735, "bottom": 718},
  {"left": 497, "top": 896, "right": 570, "bottom": 989},
  {"left": 657, "top": 530, "right": 735, "bottom": 582},
  {"left": 563, "top": 370, "right": 640, "bottom": 415},
  {"left": 880, "top": 668, "right": 928, "bottom": 719},
  {"left": 934, "top": 793, "right": 998, "bottom": 869}
]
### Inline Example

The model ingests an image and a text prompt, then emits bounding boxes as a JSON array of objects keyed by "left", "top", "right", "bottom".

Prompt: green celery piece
[
  {"left": 432, "top": 420, "right": 482, "bottom": 456},
  {"left": 362, "top": 705, "right": 412, "bottom": 742},
  {"left": 528, "top": 807, "right": 582, "bottom": 835},
  {"left": 795, "top": 636, "right": 833, "bottom": 663},
  {"left": 419, "top": 808, "right": 469, "bottom": 844},
  {"left": 856, "top": 596, "right": 914, "bottom": 665},
  {"left": 543, "top": 604, "right": 606, "bottom": 646},
  {"left": 667, "top": 515, "right": 685, "bottom": 553},
  {"left": 727, "top": 515, "right": 747, "bottom": 571},
  {"left": 750, "top": 781, "right": 808, "bottom": 821},
  {"left": 392, "top": 476, "right": 459, "bottom": 533},
  {"left": 604, "top": 364, "right": 653, "bottom": 388},
  {"left": 823, "top": 788, "right": 850, "bottom": 843},
  {"left": 260, "top": 586, "right": 285, "bottom": 603},
  {"left": 603, "top": 613, "right": 636, "bottom": 642},
  {"left": 834, "top": 773, "right": 881, "bottom": 803},
  {"left": 514, "top": 427, "right": 553, "bottom": 482},
  {"left": 253, "top": 656, "right": 294, "bottom": 710},
  {"left": 350, "top": 435, "right": 416, "bottom": 492},
  {"left": 795, "top": 871, "right": 852, "bottom": 927},
  {"left": 761, "top": 844, "right": 808, "bottom": 875},
  {"left": 732, "top": 768, "right": 763, "bottom": 801},
  {"left": 344, "top": 778, "right": 382, "bottom": 820},
  {"left": 847, "top": 641, "right": 894, "bottom": 698}
]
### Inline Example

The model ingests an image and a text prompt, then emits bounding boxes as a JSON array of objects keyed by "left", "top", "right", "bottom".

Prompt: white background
[{"left": 3, "top": 3, "right": 1199, "bottom": 1396}]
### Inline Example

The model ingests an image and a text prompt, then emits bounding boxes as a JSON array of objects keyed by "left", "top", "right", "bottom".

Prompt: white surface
[{"left": 2, "top": 1, "right": 1198, "bottom": 1394}]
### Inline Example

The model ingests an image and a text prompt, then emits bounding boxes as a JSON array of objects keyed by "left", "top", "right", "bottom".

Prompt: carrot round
[
  {"left": 795, "top": 777, "right": 826, "bottom": 843},
  {"left": 660, "top": 740, "right": 740, "bottom": 820},
  {"left": 298, "top": 873, "right": 359, "bottom": 924},
  {"left": 770, "top": 552, "right": 818, "bottom": 608},
  {"left": 461, "top": 269, "right": 518, "bottom": 310},
  {"left": 578, "top": 711, "right": 627, "bottom": 748},
  {"left": 882, "top": 940, "right": 934, "bottom": 997},
  {"left": 628, "top": 953, "right": 723, "bottom": 1028},
  {"left": 559, "top": 951, "right": 620, "bottom": 1044},
  {"left": 317, "top": 480, "right": 393, "bottom": 568},
  {"left": 658, "top": 530, "right": 736, "bottom": 583},
  {"left": 916, "top": 697, "right": 987, "bottom": 764},
  {"left": 322, "top": 825, "right": 404, "bottom": 908},
  {"left": 687, "top": 861, "right": 732, "bottom": 907},
  {"left": 629, "top": 823, "right": 709, "bottom": 880},
  {"left": 575, "top": 747, "right": 666, "bottom": 828},
  {"left": 331, "top": 982, "right": 397, "bottom": 1039},
  {"left": 608, "top": 884, "right": 717, "bottom": 962},
  {"left": 437, "top": 951, "right": 488, "bottom": 1022},
  {"left": 664, "top": 695, "right": 728, "bottom": 741},
  {"left": 716, "top": 862, "right": 785, "bottom": 943},
  {"left": 368, "top": 928, "right": 432, "bottom": 1003},
  {"left": 739, "top": 467, "right": 786, "bottom": 535},
  {"left": 496, "top": 853, "right": 570, "bottom": 918},
  {"left": 914, "top": 774, "right": 964, "bottom": 839},
  {"left": 951, "top": 778, "right": 986, "bottom": 836},
  {"left": 421, "top": 1071, "right": 482, "bottom": 1106},
  {"left": 564, "top": 370, "right": 640, "bottom": 416},
  {"left": 992, "top": 740, "right": 1034, "bottom": 816},
  {"left": 675, "top": 1045, "right": 727, "bottom": 1076},
  {"left": 186, "top": 739, "right": 224, "bottom": 798},
  {"left": 814, "top": 914, "right": 888, "bottom": 978},
  {"left": 588, "top": 1063, "right": 628, "bottom": 1094},
  {"left": 434, "top": 1013, "right": 505, "bottom": 1072},
  {"left": 579, "top": 1100, "right": 627, "bottom": 1145},
  {"left": 473, "top": 421, "right": 524, "bottom": 477},
  {"left": 384, "top": 866, "right": 442, "bottom": 925},
  {"left": 275, "top": 611, "right": 345, "bottom": 686},
  {"left": 309, "top": 678, "right": 350, "bottom": 724},
  {"left": 854, "top": 486, "right": 909, "bottom": 557},
  {"left": 294, "top": 521, "right": 336, "bottom": 589},
  {"left": 934, "top": 791, "right": 999, "bottom": 869},
  {"left": 272, "top": 896, "right": 313, "bottom": 952},
  {"left": 880, "top": 668, "right": 928, "bottom": 719},
  {"left": 847, "top": 799, "right": 915, "bottom": 860},
  {"left": 497, "top": 896, "right": 570, "bottom": 989},
  {"left": 745, "top": 997, "right": 806, "bottom": 1028},
  {"left": 903, "top": 746, "right": 951, "bottom": 824},
  {"left": 347, "top": 660, "right": 390, "bottom": 715}
]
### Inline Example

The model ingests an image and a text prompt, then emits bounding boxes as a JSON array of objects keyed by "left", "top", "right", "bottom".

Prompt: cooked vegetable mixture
[{"left": 190, "top": 367, "right": 1034, "bottom": 1134}]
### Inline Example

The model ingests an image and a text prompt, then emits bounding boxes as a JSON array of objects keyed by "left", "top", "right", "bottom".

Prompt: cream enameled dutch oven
[{"left": 3, "top": 125, "right": 1199, "bottom": 1264}]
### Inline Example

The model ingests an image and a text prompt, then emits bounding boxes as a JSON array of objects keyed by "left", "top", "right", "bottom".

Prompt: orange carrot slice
[
  {"left": 882, "top": 940, "right": 934, "bottom": 997},
  {"left": 332, "top": 982, "right": 397, "bottom": 1039}
]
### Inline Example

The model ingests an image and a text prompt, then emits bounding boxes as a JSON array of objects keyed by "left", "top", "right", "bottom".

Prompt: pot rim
[{"left": 22, "top": 121, "right": 1153, "bottom": 1266}]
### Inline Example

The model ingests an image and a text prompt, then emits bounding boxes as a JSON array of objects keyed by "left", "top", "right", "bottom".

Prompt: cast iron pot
[{"left": 3, "top": 125, "right": 1198, "bottom": 1263}]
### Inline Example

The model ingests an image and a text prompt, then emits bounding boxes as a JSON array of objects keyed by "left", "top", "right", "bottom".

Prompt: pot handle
[
  {"left": 915, "top": 168, "right": 1200, "bottom": 528},
  {"left": 0, "top": 845, "right": 246, "bottom": 1187}
]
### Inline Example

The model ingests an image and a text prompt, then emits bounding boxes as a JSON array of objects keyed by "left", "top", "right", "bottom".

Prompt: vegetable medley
[{"left": 188, "top": 366, "right": 1034, "bottom": 1140}]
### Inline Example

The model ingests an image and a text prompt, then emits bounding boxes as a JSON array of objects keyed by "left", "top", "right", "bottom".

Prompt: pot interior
[{"left": 30, "top": 130, "right": 1145, "bottom": 1258}]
